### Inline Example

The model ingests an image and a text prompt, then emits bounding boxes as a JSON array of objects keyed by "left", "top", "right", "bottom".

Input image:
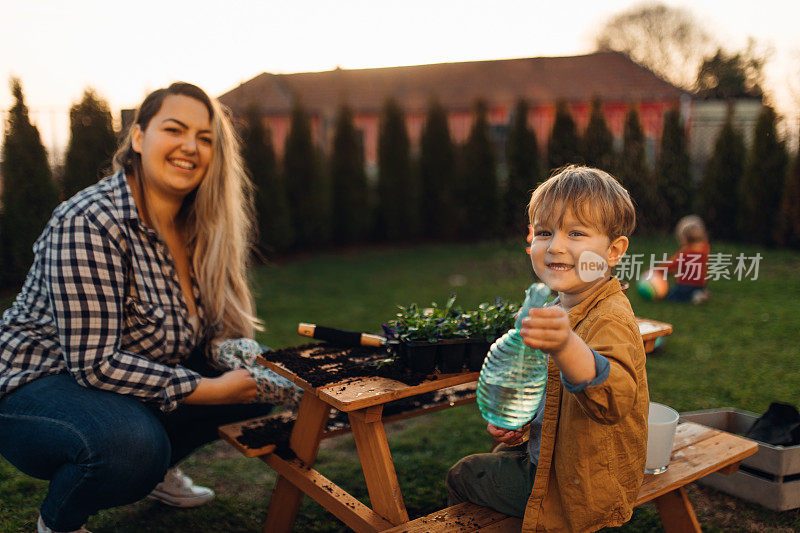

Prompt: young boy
[
  {"left": 665, "top": 215, "right": 711, "bottom": 304},
  {"left": 447, "top": 165, "right": 649, "bottom": 531}
]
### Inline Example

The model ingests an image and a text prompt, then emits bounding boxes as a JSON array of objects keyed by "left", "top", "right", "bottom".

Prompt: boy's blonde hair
[
  {"left": 527, "top": 165, "right": 636, "bottom": 240},
  {"left": 675, "top": 215, "right": 707, "bottom": 245}
]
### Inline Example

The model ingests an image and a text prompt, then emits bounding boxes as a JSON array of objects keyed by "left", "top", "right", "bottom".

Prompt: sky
[{"left": 1, "top": 0, "right": 799, "bottom": 162}]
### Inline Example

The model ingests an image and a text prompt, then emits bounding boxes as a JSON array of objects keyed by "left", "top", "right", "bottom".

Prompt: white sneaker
[
  {"left": 147, "top": 467, "right": 215, "bottom": 508},
  {"left": 692, "top": 289, "right": 710, "bottom": 304},
  {"left": 37, "top": 515, "right": 91, "bottom": 533}
]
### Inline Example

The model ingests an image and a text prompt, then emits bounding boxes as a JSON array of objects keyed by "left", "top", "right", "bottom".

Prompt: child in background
[
  {"left": 447, "top": 166, "right": 648, "bottom": 532},
  {"left": 666, "top": 215, "right": 711, "bottom": 304}
]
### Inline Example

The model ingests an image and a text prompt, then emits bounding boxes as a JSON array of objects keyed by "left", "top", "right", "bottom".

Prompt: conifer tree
[
  {"left": 656, "top": 107, "right": 693, "bottom": 230},
  {"left": 284, "top": 100, "right": 327, "bottom": 247},
  {"left": 547, "top": 100, "right": 581, "bottom": 171},
  {"left": 241, "top": 104, "right": 293, "bottom": 253},
  {"left": 376, "top": 98, "right": 416, "bottom": 240},
  {"left": 504, "top": 99, "right": 539, "bottom": 235},
  {"left": 62, "top": 89, "right": 116, "bottom": 198},
  {"left": 419, "top": 99, "right": 457, "bottom": 239},
  {"left": 330, "top": 103, "right": 369, "bottom": 244},
  {"left": 618, "top": 106, "right": 659, "bottom": 232},
  {"left": 461, "top": 99, "right": 499, "bottom": 238},
  {"left": 738, "top": 105, "right": 788, "bottom": 245},
  {"left": 581, "top": 97, "right": 615, "bottom": 172},
  {"left": 0, "top": 79, "right": 59, "bottom": 287},
  {"left": 776, "top": 128, "right": 800, "bottom": 248},
  {"left": 698, "top": 114, "right": 745, "bottom": 240}
]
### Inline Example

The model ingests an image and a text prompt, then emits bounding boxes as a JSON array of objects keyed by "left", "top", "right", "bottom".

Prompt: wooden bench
[
  {"left": 221, "top": 415, "right": 755, "bottom": 533},
  {"left": 379, "top": 422, "right": 758, "bottom": 533}
]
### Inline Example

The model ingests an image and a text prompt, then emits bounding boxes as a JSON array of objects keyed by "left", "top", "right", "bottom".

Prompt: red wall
[{"left": 263, "top": 98, "right": 678, "bottom": 166}]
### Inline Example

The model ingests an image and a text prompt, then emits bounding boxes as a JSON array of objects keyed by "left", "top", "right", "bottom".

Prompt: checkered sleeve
[{"left": 44, "top": 213, "right": 201, "bottom": 412}]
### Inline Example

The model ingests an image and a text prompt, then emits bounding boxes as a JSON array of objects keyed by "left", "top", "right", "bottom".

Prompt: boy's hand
[
  {"left": 487, "top": 424, "right": 525, "bottom": 445},
  {"left": 519, "top": 306, "right": 574, "bottom": 356},
  {"left": 520, "top": 306, "right": 597, "bottom": 385}
]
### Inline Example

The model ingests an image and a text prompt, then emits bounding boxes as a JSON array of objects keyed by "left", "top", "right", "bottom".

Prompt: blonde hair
[
  {"left": 113, "top": 82, "right": 260, "bottom": 340},
  {"left": 527, "top": 165, "right": 636, "bottom": 240},
  {"left": 675, "top": 215, "right": 707, "bottom": 246}
]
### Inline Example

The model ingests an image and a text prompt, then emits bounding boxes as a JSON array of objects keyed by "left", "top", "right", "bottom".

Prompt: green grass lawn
[{"left": 2, "top": 237, "right": 800, "bottom": 532}]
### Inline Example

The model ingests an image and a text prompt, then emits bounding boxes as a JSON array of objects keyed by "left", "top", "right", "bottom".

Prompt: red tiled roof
[{"left": 219, "top": 52, "right": 685, "bottom": 115}]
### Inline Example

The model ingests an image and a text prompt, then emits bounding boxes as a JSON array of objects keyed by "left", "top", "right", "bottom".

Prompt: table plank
[
  {"left": 318, "top": 372, "right": 479, "bottom": 412},
  {"left": 263, "top": 393, "right": 332, "bottom": 533},
  {"left": 637, "top": 317, "right": 673, "bottom": 340},
  {"left": 672, "top": 420, "right": 720, "bottom": 450},
  {"left": 380, "top": 502, "right": 512, "bottom": 533},
  {"left": 349, "top": 406, "right": 409, "bottom": 525},
  {"left": 637, "top": 423, "right": 758, "bottom": 505},
  {"left": 653, "top": 486, "right": 701, "bottom": 533},
  {"left": 263, "top": 454, "right": 393, "bottom": 533}
]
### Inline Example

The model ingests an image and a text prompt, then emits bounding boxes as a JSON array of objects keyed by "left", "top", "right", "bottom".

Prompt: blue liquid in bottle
[{"left": 476, "top": 283, "right": 551, "bottom": 430}]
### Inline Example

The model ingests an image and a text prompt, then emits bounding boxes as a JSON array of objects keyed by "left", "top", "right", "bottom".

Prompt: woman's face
[{"left": 132, "top": 94, "right": 212, "bottom": 201}]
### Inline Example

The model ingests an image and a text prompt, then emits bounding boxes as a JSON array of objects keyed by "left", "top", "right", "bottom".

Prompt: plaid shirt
[{"left": 0, "top": 171, "right": 206, "bottom": 412}]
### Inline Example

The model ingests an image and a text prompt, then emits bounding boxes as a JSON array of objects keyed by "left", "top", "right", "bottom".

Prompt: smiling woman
[
  {"left": 132, "top": 95, "right": 213, "bottom": 203},
  {"left": 0, "top": 82, "right": 300, "bottom": 533}
]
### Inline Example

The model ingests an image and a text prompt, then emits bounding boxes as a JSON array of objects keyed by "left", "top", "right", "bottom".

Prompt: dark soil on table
[
  {"left": 261, "top": 342, "right": 433, "bottom": 388},
  {"left": 237, "top": 343, "right": 478, "bottom": 456},
  {"left": 236, "top": 415, "right": 297, "bottom": 460}
]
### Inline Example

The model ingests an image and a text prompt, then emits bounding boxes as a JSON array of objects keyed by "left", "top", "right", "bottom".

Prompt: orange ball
[{"left": 637, "top": 269, "right": 669, "bottom": 300}]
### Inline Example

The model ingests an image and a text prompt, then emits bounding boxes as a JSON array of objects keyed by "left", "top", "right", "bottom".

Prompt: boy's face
[{"left": 530, "top": 208, "right": 628, "bottom": 308}]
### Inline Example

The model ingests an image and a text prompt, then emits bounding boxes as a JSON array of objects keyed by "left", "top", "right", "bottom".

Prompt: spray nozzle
[{"left": 514, "top": 282, "right": 551, "bottom": 331}]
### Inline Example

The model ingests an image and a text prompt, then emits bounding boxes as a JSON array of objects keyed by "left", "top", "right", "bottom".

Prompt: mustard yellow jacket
[{"left": 522, "top": 277, "right": 649, "bottom": 532}]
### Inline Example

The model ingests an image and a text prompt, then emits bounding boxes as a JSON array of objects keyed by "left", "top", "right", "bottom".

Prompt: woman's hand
[
  {"left": 183, "top": 369, "right": 258, "bottom": 405},
  {"left": 487, "top": 424, "right": 525, "bottom": 445}
]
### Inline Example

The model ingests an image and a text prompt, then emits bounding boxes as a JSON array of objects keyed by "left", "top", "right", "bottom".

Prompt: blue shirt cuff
[{"left": 560, "top": 349, "right": 610, "bottom": 393}]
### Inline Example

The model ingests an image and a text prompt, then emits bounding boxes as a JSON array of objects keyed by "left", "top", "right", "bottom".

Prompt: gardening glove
[{"left": 210, "top": 338, "right": 302, "bottom": 409}]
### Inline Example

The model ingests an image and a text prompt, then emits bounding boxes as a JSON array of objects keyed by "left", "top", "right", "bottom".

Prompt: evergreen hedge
[
  {"left": 698, "top": 113, "right": 745, "bottom": 241},
  {"left": 504, "top": 99, "right": 539, "bottom": 235},
  {"left": 547, "top": 100, "right": 581, "bottom": 172},
  {"left": 0, "top": 79, "right": 59, "bottom": 287},
  {"left": 460, "top": 99, "right": 499, "bottom": 238},
  {"left": 284, "top": 100, "right": 328, "bottom": 247},
  {"left": 738, "top": 105, "right": 788, "bottom": 245},
  {"left": 376, "top": 98, "right": 417, "bottom": 240},
  {"left": 618, "top": 106, "right": 659, "bottom": 232},
  {"left": 330, "top": 104, "right": 369, "bottom": 244},
  {"left": 656, "top": 107, "right": 693, "bottom": 230},
  {"left": 581, "top": 97, "right": 615, "bottom": 172},
  {"left": 241, "top": 104, "right": 294, "bottom": 254},
  {"left": 776, "top": 129, "right": 800, "bottom": 248},
  {"left": 62, "top": 89, "right": 116, "bottom": 199},
  {"left": 419, "top": 99, "right": 458, "bottom": 240}
]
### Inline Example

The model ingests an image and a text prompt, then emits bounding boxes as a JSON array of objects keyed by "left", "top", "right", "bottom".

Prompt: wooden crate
[{"left": 681, "top": 408, "right": 800, "bottom": 511}]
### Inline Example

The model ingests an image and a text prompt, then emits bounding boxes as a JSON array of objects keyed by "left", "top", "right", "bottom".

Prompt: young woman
[{"left": 0, "top": 83, "right": 299, "bottom": 533}]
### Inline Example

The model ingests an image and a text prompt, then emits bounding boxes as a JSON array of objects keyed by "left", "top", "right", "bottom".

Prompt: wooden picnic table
[
  {"left": 219, "top": 317, "right": 681, "bottom": 532},
  {"left": 254, "top": 353, "right": 479, "bottom": 532}
]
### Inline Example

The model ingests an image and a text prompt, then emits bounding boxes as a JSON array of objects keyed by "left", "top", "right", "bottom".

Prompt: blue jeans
[
  {"left": 0, "top": 370, "right": 274, "bottom": 530},
  {"left": 667, "top": 283, "right": 705, "bottom": 302}
]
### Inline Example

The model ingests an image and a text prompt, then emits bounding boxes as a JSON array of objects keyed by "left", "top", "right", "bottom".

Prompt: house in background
[
  {"left": 219, "top": 52, "right": 691, "bottom": 173},
  {"left": 215, "top": 51, "right": 765, "bottom": 182}
]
